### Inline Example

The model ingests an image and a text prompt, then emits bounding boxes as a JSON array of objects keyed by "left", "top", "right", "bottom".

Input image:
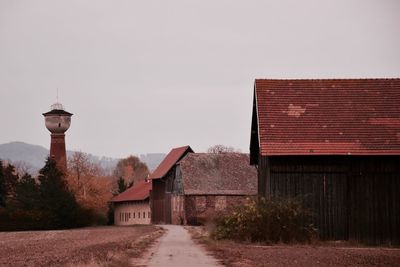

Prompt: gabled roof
[
  {"left": 110, "top": 179, "right": 152, "bottom": 202},
  {"left": 179, "top": 153, "right": 257, "bottom": 195},
  {"left": 251, "top": 78, "right": 400, "bottom": 157},
  {"left": 149, "top": 146, "right": 193, "bottom": 180}
]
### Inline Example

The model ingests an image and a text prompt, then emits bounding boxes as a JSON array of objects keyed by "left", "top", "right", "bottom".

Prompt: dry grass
[
  {"left": 187, "top": 226, "right": 400, "bottom": 267},
  {"left": 0, "top": 225, "right": 165, "bottom": 267}
]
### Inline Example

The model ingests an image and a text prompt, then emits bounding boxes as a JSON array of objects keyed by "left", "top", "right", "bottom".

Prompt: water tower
[{"left": 43, "top": 102, "right": 73, "bottom": 170}]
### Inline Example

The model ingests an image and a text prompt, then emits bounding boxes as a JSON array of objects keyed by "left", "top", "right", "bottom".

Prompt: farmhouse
[
  {"left": 171, "top": 153, "right": 257, "bottom": 225},
  {"left": 250, "top": 78, "right": 400, "bottom": 244},
  {"left": 149, "top": 145, "right": 193, "bottom": 224},
  {"left": 111, "top": 179, "right": 152, "bottom": 225}
]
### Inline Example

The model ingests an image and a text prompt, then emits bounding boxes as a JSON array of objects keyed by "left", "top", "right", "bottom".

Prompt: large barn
[
  {"left": 149, "top": 146, "right": 193, "bottom": 224},
  {"left": 171, "top": 153, "right": 257, "bottom": 225},
  {"left": 250, "top": 78, "right": 400, "bottom": 245},
  {"left": 111, "top": 179, "right": 152, "bottom": 225}
]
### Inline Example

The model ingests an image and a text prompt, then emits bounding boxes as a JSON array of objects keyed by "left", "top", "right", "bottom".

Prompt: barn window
[
  {"left": 133, "top": 212, "right": 135, "bottom": 218},
  {"left": 143, "top": 212, "right": 145, "bottom": 218},
  {"left": 138, "top": 212, "right": 140, "bottom": 218}
]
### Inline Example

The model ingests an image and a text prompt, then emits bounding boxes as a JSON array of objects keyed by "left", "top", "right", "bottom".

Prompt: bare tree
[
  {"left": 67, "top": 152, "right": 112, "bottom": 216},
  {"left": 207, "top": 144, "right": 239, "bottom": 154},
  {"left": 12, "top": 161, "right": 34, "bottom": 176}
]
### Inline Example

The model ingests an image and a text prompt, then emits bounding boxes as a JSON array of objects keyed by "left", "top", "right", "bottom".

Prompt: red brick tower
[{"left": 43, "top": 103, "right": 73, "bottom": 171}]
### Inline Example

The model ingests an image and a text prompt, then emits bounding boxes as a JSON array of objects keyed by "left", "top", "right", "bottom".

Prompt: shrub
[{"left": 212, "top": 197, "right": 317, "bottom": 243}]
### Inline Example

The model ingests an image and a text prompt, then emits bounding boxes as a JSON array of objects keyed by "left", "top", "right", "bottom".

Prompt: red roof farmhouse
[
  {"left": 250, "top": 78, "right": 400, "bottom": 245},
  {"left": 110, "top": 180, "right": 152, "bottom": 225}
]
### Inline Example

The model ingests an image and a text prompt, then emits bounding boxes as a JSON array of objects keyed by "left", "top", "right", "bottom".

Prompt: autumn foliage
[{"left": 66, "top": 152, "right": 113, "bottom": 221}]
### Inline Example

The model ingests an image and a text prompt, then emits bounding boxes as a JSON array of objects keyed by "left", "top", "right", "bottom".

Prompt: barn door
[{"left": 165, "top": 192, "right": 172, "bottom": 224}]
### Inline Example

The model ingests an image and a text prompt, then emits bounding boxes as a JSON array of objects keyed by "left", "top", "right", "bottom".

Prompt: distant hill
[{"left": 0, "top": 142, "right": 165, "bottom": 174}]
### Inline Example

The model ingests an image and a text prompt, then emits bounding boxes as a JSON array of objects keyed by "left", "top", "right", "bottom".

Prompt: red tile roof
[
  {"left": 110, "top": 179, "right": 152, "bottom": 202},
  {"left": 179, "top": 153, "right": 257, "bottom": 195},
  {"left": 254, "top": 79, "right": 400, "bottom": 156},
  {"left": 149, "top": 146, "right": 193, "bottom": 179}
]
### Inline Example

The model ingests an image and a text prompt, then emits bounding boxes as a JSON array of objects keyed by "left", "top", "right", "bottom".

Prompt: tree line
[
  {"left": 0, "top": 157, "right": 92, "bottom": 230},
  {"left": 0, "top": 152, "right": 150, "bottom": 231}
]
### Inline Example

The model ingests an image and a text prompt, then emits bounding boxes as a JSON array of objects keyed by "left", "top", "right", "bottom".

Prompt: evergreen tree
[
  {"left": 15, "top": 173, "right": 40, "bottom": 210},
  {"left": 0, "top": 162, "right": 19, "bottom": 207},
  {"left": 38, "top": 157, "right": 84, "bottom": 229},
  {"left": 117, "top": 176, "right": 127, "bottom": 193},
  {"left": 0, "top": 161, "right": 5, "bottom": 207}
]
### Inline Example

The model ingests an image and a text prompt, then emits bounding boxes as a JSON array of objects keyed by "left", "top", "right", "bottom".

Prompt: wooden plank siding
[
  {"left": 151, "top": 168, "right": 175, "bottom": 224},
  {"left": 259, "top": 155, "right": 400, "bottom": 245},
  {"left": 151, "top": 179, "right": 165, "bottom": 224}
]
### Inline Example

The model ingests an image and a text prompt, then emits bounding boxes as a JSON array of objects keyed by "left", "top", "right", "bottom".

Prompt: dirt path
[{"left": 145, "top": 225, "right": 221, "bottom": 267}]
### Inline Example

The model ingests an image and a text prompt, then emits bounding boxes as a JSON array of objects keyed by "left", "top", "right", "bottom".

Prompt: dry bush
[{"left": 213, "top": 197, "right": 318, "bottom": 244}]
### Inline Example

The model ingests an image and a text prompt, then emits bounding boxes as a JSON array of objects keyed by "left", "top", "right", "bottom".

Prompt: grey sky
[{"left": 0, "top": 0, "right": 399, "bottom": 158}]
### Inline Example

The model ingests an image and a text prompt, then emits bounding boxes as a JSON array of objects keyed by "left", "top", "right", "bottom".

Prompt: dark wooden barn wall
[
  {"left": 259, "top": 156, "right": 400, "bottom": 245},
  {"left": 151, "top": 168, "right": 175, "bottom": 224},
  {"left": 151, "top": 179, "right": 165, "bottom": 224}
]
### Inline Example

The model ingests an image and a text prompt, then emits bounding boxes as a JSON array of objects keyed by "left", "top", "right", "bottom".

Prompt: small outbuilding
[
  {"left": 111, "top": 180, "right": 152, "bottom": 225},
  {"left": 250, "top": 78, "right": 400, "bottom": 244},
  {"left": 171, "top": 153, "right": 257, "bottom": 225}
]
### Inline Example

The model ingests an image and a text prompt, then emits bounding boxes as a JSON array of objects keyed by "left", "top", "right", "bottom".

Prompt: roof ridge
[
  {"left": 255, "top": 78, "right": 400, "bottom": 82},
  {"left": 149, "top": 145, "right": 193, "bottom": 179}
]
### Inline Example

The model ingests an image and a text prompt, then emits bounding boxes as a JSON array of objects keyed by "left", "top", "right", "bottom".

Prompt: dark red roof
[
  {"left": 110, "top": 180, "right": 152, "bottom": 202},
  {"left": 179, "top": 153, "right": 257, "bottom": 195},
  {"left": 149, "top": 146, "right": 193, "bottom": 179},
  {"left": 253, "top": 79, "right": 400, "bottom": 156}
]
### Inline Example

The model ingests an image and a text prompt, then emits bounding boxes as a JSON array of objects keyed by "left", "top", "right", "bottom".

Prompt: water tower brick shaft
[
  {"left": 43, "top": 103, "right": 73, "bottom": 171},
  {"left": 50, "top": 133, "right": 67, "bottom": 169}
]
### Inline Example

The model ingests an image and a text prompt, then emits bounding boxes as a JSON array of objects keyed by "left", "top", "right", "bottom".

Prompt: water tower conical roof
[{"left": 43, "top": 102, "right": 73, "bottom": 116}]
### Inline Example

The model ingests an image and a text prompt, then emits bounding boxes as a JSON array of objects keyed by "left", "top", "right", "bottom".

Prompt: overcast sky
[{"left": 0, "top": 0, "right": 399, "bottom": 158}]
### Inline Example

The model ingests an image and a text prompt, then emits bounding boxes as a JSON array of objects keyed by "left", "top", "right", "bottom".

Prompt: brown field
[
  {"left": 187, "top": 227, "right": 400, "bottom": 267},
  {"left": 0, "top": 225, "right": 164, "bottom": 267}
]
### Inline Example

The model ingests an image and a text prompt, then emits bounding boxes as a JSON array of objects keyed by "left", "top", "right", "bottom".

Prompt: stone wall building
[{"left": 171, "top": 153, "right": 257, "bottom": 225}]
